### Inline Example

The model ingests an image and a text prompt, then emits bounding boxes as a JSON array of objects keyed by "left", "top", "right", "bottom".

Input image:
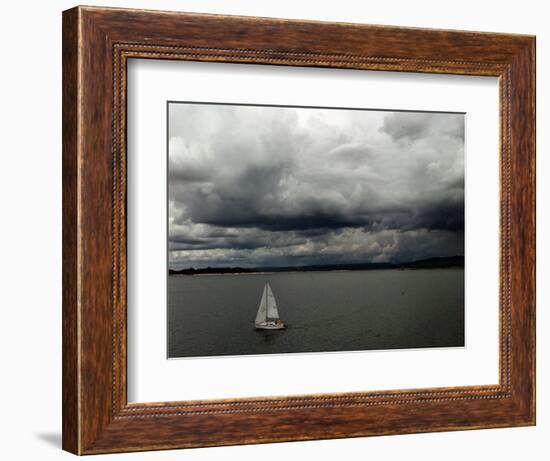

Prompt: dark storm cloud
[
  {"left": 380, "top": 112, "right": 464, "bottom": 142},
  {"left": 168, "top": 103, "right": 464, "bottom": 268}
]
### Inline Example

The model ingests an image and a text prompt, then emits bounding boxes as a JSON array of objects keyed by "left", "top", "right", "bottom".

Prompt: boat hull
[{"left": 255, "top": 321, "right": 286, "bottom": 330}]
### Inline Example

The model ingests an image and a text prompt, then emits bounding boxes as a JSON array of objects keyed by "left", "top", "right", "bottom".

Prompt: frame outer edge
[
  {"left": 506, "top": 37, "right": 536, "bottom": 424},
  {"left": 62, "top": 6, "right": 81, "bottom": 455},
  {"left": 527, "top": 36, "right": 536, "bottom": 425},
  {"left": 531, "top": 36, "right": 536, "bottom": 425}
]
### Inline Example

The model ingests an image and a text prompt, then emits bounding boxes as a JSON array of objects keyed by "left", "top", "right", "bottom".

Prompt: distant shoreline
[{"left": 168, "top": 256, "right": 464, "bottom": 276}]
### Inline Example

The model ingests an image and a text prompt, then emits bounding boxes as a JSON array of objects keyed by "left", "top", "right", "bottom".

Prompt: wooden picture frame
[{"left": 62, "top": 5, "right": 535, "bottom": 455}]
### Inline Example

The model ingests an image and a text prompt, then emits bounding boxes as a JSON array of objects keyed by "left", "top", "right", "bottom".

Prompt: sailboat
[{"left": 254, "top": 282, "right": 286, "bottom": 330}]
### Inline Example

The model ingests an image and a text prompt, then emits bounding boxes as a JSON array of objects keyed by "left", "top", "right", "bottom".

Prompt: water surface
[{"left": 168, "top": 268, "right": 464, "bottom": 358}]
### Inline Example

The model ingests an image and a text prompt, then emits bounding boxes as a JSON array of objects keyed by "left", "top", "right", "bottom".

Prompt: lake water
[{"left": 168, "top": 268, "right": 464, "bottom": 358}]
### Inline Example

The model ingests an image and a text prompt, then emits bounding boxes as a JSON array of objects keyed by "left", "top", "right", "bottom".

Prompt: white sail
[
  {"left": 265, "top": 283, "right": 280, "bottom": 320},
  {"left": 255, "top": 282, "right": 285, "bottom": 329},
  {"left": 254, "top": 284, "right": 268, "bottom": 325}
]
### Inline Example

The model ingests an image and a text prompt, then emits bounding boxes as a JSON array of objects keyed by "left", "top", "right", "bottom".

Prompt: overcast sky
[{"left": 168, "top": 103, "right": 464, "bottom": 269}]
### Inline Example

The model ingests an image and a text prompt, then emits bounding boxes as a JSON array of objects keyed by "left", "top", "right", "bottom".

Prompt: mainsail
[{"left": 265, "top": 283, "right": 280, "bottom": 320}]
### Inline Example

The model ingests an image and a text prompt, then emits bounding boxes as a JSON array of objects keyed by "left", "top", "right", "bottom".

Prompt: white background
[
  {"left": 0, "top": 0, "right": 546, "bottom": 460},
  {"left": 128, "top": 60, "right": 499, "bottom": 402}
]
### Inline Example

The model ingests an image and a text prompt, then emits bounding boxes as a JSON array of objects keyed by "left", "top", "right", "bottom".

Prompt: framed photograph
[{"left": 62, "top": 6, "right": 535, "bottom": 455}]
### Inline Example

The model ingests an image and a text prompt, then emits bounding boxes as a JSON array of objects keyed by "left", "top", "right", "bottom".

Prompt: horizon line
[{"left": 168, "top": 255, "right": 465, "bottom": 272}]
